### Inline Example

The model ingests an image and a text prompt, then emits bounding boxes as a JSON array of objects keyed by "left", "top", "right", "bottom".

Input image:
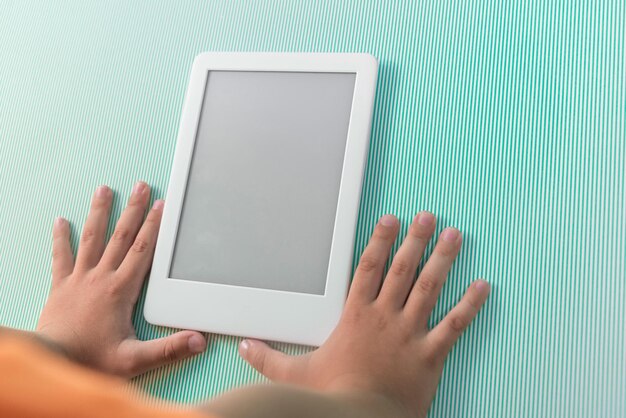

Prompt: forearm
[{"left": 199, "top": 383, "right": 411, "bottom": 418}]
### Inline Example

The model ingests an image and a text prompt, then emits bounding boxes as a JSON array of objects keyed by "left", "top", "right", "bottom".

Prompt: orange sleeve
[{"left": 0, "top": 336, "right": 215, "bottom": 418}]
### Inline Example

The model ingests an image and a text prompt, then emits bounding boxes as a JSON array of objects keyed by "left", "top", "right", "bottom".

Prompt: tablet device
[{"left": 144, "top": 52, "right": 378, "bottom": 346}]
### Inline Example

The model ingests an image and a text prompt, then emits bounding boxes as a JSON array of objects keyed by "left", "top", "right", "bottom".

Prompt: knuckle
[
  {"left": 144, "top": 210, "right": 161, "bottom": 227},
  {"left": 51, "top": 246, "right": 65, "bottom": 259},
  {"left": 435, "top": 242, "right": 458, "bottom": 258},
  {"left": 248, "top": 348, "right": 285, "bottom": 380},
  {"left": 357, "top": 255, "right": 380, "bottom": 274},
  {"left": 389, "top": 258, "right": 412, "bottom": 277},
  {"left": 373, "top": 224, "right": 394, "bottom": 240},
  {"left": 52, "top": 229, "right": 67, "bottom": 240},
  {"left": 373, "top": 313, "right": 389, "bottom": 332},
  {"left": 397, "top": 321, "right": 415, "bottom": 344},
  {"left": 91, "top": 198, "right": 109, "bottom": 209},
  {"left": 104, "top": 279, "right": 125, "bottom": 298},
  {"left": 415, "top": 273, "right": 438, "bottom": 295},
  {"left": 341, "top": 305, "right": 363, "bottom": 325},
  {"left": 162, "top": 340, "right": 178, "bottom": 363},
  {"left": 111, "top": 227, "right": 131, "bottom": 243},
  {"left": 251, "top": 349, "right": 268, "bottom": 375},
  {"left": 131, "top": 236, "right": 150, "bottom": 254},
  {"left": 466, "top": 294, "right": 481, "bottom": 311},
  {"left": 127, "top": 195, "right": 146, "bottom": 208},
  {"left": 80, "top": 227, "right": 97, "bottom": 246},
  {"left": 408, "top": 223, "right": 430, "bottom": 240},
  {"left": 448, "top": 314, "right": 469, "bottom": 333}
]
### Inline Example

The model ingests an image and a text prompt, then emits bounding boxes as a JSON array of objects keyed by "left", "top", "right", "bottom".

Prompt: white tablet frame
[{"left": 144, "top": 52, "right": 378, "bottom": 346}]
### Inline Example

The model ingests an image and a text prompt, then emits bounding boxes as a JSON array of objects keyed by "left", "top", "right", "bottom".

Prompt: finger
[
  {"left": 403, "top": 227, "right": 462, "bottom": 326},
  {"left": 51, "top": 217, "right": 74, "bottom": 282},
  {"left": 100, "top": 181, "right": 150, "bottom": 269},
  {"left": 120, "top": 331, "right": 206, "bottom": 377},
  {"left": 239, "top": 339, "right": 301, "bottom": 382},
  {"left": 74, "top": 185, "right": 112, "bottom": 271},
  {"left": 346, "top": 215, "right": 400, "bottom": 305},
  {"left": 426, "top": 280, "right": 490, "bottom": 355},
  {"left": 116, "top": 200, "right": 164, "bottom": 297},
  {"left": 377, "top": 211, "right": 436, "bottom": 309}
]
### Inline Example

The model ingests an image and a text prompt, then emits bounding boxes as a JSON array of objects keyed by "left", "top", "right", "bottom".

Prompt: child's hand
[
  {"left": 36, "top": 182, "right": 206, "bottom": 378},
  {"left": 238, "top": 213, "right": 490, "bottom": 418}
]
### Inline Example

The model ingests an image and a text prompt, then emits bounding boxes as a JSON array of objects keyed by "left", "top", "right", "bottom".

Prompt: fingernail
[
  {"left": 380, "top": 214, "right": 397, "bottom": 226},
  {"left": 133, "top": 181, "right": 147, "bottom": 195},
  {"left": 417, "top": 211, "right": 434, "bottom": 226},
  {"left": 475, "top": 280, "right": 491, "bottom": 293},
  {"left": 442, "top": 228, "right": 459, "bottom": 242},
  {"left": 240, "top": 339, "right": 250, "bottom": 354},
  {"left": 54, "top": 217, "right": 66, "bottom": 228},
  {"left": 188, "top": 334, "right": 206, "bottom": 353},
  {"left": 152, "top": 200, "right": 164, "bottom": 210},
  {"left": 96, "top": 185, "right": 109, "bottom": 198}
]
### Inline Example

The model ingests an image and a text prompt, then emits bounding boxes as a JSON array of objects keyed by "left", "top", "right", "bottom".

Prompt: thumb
[
  {"left": 122, "top": 331, "right": 207, "bottom": 377},
  {"left": 239, "top": 339, "right": 296, "bottom": 381}
]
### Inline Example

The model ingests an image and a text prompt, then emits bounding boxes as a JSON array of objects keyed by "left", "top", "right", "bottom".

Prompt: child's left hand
[{"left": 36, "top": 182, "right": 207, "bottom": 378}]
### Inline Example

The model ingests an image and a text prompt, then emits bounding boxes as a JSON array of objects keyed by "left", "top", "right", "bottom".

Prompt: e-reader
[{"left": 144, "top": 52, "right": 378, "bottom": 346}]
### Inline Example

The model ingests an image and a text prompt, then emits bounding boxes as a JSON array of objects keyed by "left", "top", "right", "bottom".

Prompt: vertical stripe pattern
[{"left": 0, "top": 1, "right": 624, "bottom": 416}]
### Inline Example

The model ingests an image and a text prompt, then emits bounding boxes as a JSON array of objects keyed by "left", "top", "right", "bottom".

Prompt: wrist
[
  {"left": 0, "top": 326, "right": 72, "bottom": 361},
  {"left": 35, "top": 323, "right": 84, "bottom": 363},
  {"left": 201, "top": 383, "right": 414, "bottom": 418},
  {"left": 326, "top": 387, "right": 414, "bottom": 418},
  {"left": 33, "top": 332, "right": 74, "bottom": 360}
]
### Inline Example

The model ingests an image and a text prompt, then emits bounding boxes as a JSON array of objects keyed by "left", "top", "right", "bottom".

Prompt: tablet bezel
[{"left": 144, "top": 52, "right": 378, "bottom": 346}]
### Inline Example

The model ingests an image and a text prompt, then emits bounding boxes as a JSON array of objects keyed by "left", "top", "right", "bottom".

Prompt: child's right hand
[{"left": 238, "top": 212, "right": 490, "bottom": 418}]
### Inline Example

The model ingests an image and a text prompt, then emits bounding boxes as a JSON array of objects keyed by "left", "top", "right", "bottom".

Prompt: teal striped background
[{"left": 1, "top": 1, "right": 624, "bottom": 416}]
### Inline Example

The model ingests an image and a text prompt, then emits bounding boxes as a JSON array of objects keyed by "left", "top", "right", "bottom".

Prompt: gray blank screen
[{"left": 169, "top": 71, "right": 356, "bottom": 295}]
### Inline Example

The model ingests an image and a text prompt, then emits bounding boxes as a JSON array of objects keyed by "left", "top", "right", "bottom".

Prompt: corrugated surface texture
[{"left": 0, "top": 1, "right": 624, "bottom": 416}]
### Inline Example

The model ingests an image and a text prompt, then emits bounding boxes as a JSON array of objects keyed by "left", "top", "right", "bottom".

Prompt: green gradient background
[{"left": 0, "top": 1, "right": 624, "bottom": 416}]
